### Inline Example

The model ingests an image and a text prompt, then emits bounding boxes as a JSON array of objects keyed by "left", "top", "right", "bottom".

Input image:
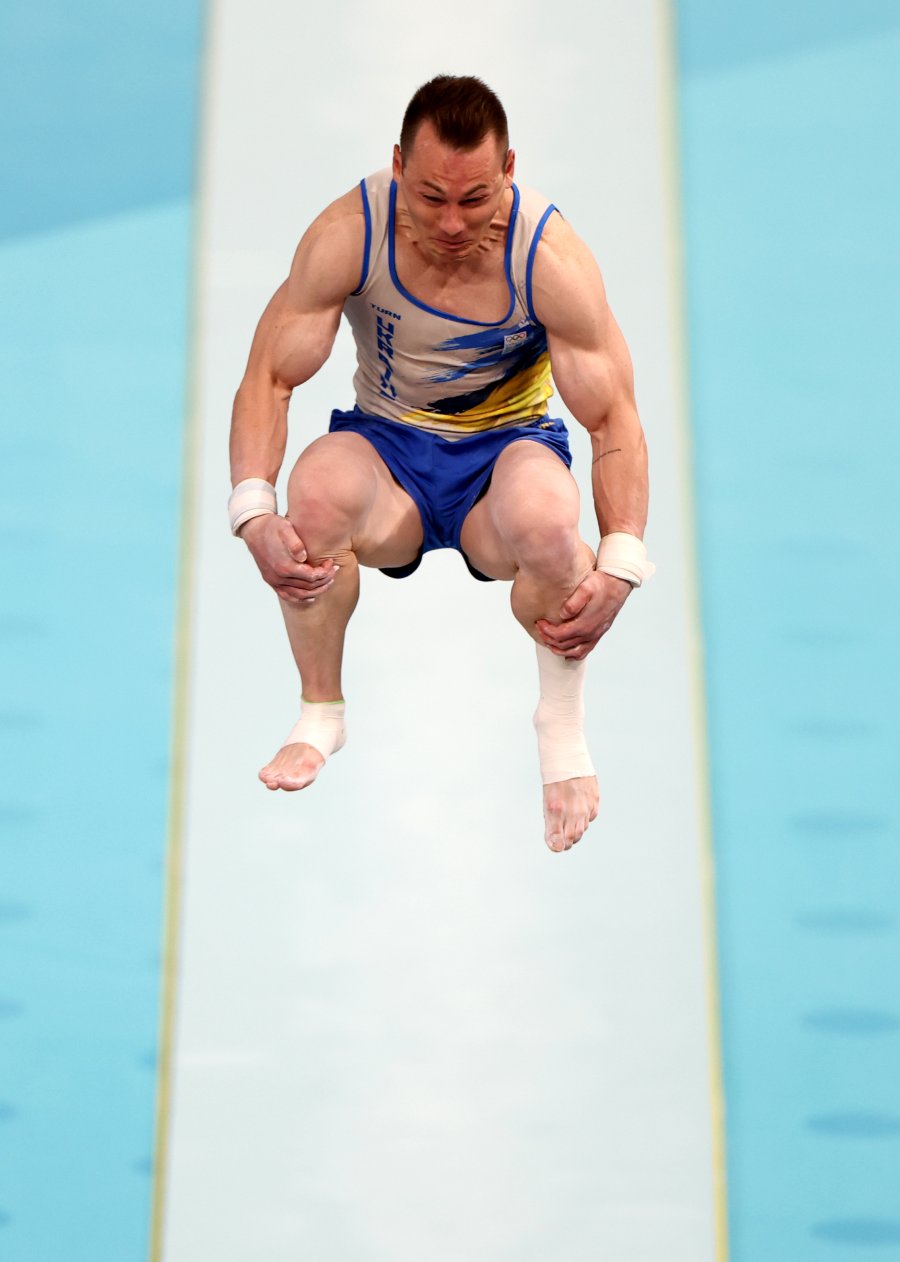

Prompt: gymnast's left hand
[{"left": 536, "top": 570, "right": 631, "bottom": 660}]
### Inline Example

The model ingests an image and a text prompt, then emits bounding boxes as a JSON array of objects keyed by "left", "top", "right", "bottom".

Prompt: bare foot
[
  {"left": 258, "top": 742, "right": 325, "bottom": 791},
  {"left": 542, "top": 775, "right": 600, "bottom": 852}
]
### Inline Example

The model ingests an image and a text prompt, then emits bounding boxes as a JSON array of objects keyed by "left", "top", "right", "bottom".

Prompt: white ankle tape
[
  {"left": 284, "top": 699, "right": 346, "bottom": 761},
  {"left": 533, "top": 645, "right": 595, "bottom": 785}
]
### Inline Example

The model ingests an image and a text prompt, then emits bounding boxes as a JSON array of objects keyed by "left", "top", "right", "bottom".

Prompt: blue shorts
[{"left": 328, "top": 408, "right": 573, "bottom": 580}]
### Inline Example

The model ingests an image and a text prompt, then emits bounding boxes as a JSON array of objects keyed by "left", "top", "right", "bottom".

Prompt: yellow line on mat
[
  {"left": 148, "top": 1, "right": 215, "bottom": 1255},
  {"left": 657, "top": 2, "right": 730, "bottom": 1258}
]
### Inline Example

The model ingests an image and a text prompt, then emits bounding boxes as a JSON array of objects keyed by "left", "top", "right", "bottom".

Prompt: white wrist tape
[
  {"left": 283, "top": 699, "right": 346, "bottom": 762},
  {"left": 229, "top": 478, "right": 277, "bottom": 536},
  {"left": 533, "top": 645, "right": 595, "bottom": 785},
  {"left": 596, "top": 532, "right": 656, "bottom": 587}
]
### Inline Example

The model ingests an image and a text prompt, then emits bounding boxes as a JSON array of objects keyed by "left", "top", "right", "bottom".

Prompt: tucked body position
[{"left": 228, "top": 75, "right": 654, "bottom": 853}]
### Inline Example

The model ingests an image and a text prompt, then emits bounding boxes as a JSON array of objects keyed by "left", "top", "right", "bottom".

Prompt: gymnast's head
[
  {"left": 392, "top": 76, "right": 516, "bottom": 259},
  {"left": 398, "top": 75, "right": 510, "bottom": 167}
]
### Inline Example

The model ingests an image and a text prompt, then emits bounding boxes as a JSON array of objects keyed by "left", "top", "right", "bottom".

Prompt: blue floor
[
  {"left": 0, "top": 2, "right": 201, "bottom": 242},
  {"left": 676, "top": 3, "right": 900, "bottom": 1257},
  {"left": 0, "top": 4, "right": 202, "bottom": 1258}
]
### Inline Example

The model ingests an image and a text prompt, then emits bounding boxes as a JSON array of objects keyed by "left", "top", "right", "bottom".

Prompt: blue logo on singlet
[
  {"left": 422, "top": 323, "right": 549, "bottom": 417},
  {"left": 427, "top": 323, "right": 546, "bottom": 385},
  {"left": 376, "top": 314, "right": 398, "bottom": 400}
]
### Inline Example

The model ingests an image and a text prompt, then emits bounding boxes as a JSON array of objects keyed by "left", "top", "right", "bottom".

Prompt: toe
[{"left": 275, "top": 773, "right": 305, "bottom": 791}]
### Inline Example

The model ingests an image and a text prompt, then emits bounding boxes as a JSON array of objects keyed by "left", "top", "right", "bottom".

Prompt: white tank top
[{"left": 343, "top": 168, "right": 558, "bottom": 438}]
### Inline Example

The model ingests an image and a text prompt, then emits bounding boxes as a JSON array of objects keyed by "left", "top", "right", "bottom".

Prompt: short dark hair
[{"left": 399, "top": 75, "right": 509, "bottom": 159}]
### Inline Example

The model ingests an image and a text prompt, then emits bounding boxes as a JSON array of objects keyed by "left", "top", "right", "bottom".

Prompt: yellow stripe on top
[{"left": 401, "top": 352, "right": 554, "bottom": 435}]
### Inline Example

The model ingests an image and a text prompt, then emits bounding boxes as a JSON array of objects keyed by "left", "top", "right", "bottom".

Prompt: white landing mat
[{"left": 158, "top": 3, "right": 723, "bottom": 1259}]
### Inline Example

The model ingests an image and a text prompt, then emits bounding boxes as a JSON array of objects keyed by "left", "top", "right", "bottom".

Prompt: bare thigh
[
  {"left": 287, "top": 431, "right": 424, "bottom": 568},
  {"left": 459, "top": 440, "right": 583, "bottom": 579}
]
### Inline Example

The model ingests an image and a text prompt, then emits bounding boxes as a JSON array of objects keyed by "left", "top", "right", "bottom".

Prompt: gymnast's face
[{"left": 393, "top": 121, "right": 515, "bottom": 262}]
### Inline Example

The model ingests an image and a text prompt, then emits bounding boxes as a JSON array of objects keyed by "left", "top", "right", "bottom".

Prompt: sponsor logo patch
[{"left": 503, "top": 330, "right": 529, "bottom": 354}]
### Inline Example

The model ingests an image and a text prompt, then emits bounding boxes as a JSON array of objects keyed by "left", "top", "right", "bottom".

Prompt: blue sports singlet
[{"left": 342, "top": 169, "right": 560, "bottom": 437}]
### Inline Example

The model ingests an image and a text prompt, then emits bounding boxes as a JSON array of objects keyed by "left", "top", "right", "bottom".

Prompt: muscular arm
[
  {"left": 229, "top": 186, "right": 367, "bottom": 486},
  {"left": 229, "top": 187, "right": 365, "bottom": 603},
  {"left": 531, "top": 212, "right": 648, "bottom": 541},
  {"left": 530, "top": 213, "right": 649, "bottom": 656}
]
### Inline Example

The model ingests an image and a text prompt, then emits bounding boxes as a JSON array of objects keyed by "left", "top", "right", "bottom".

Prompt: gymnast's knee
[
  {"left": 286, "top": 443, "right": 374, "bottom": 559},
  {"left": 509, "top": 517, "right": 587, "bottom": 582}
]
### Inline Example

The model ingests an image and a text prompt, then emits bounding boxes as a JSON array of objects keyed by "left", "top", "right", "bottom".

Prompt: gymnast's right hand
[{"left": 238, "top": 514, "right": 337, "bottom": 604}]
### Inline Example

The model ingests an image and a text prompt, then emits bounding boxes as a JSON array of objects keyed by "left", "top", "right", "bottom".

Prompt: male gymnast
[{"left": 228, "top": 75, "right": 653, "bottom": 853}]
